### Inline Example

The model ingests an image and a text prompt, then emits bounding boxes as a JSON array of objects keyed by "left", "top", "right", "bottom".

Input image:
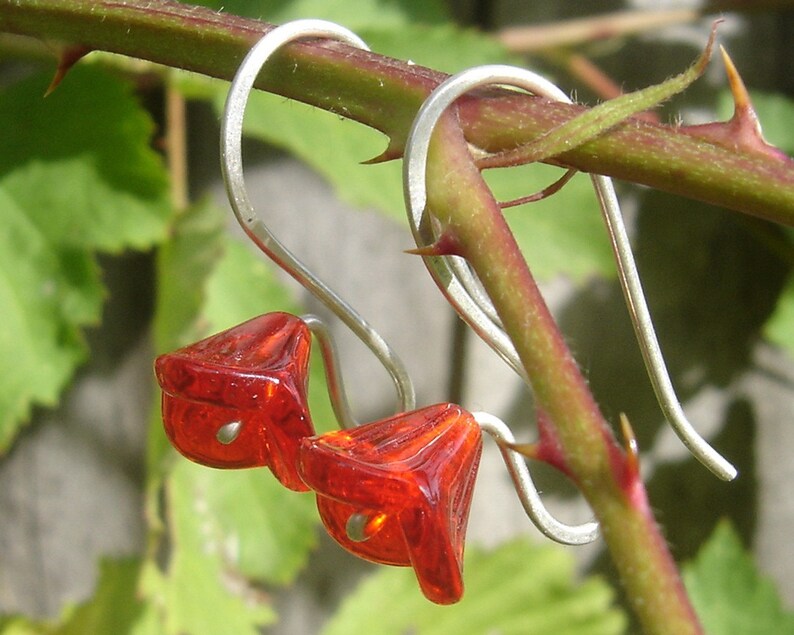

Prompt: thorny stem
[
  {"left": 1, "top": 1, "right": 791, "bottom": 632},
  {"left": 427, "top": 114, "right": 702, "bottom": 635},
  {"left": 1, "top": 1, "right": 794, "bottom": 224}
]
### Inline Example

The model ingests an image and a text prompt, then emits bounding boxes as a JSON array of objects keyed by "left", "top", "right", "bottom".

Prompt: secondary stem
[{"left": 426, "top": 115, "right": 703, "bottom": 634}]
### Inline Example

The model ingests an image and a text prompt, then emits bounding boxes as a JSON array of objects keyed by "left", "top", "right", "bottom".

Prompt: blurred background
[{"left": 1, "top": 0, "right": 793, "bottom": 632}]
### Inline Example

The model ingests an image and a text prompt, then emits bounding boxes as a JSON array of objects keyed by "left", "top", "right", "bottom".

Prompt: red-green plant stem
[
  {"left": 427, "top": 115, "right": 701, "bottom": 635},
  {"left": 1, "top": 0, "right": 794, "bottom": 225}
]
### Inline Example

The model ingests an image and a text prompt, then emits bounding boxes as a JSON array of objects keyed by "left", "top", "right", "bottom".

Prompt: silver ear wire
[
  {"left": 474, "top": 412, "right": 599, "bottom": 545},
  {"left": 221, "top": 20, "right": 416, "bottom": 424},
  {"left": 403, "top": 64, "right": 737, "bottom": 481}
]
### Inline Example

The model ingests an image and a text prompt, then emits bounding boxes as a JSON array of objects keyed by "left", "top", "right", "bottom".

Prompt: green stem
[
  {"left": 1, "top": 0, "right": 794, "bottom": 224},
  {"left": 427, "top": 114, "right": 702, "bottom": 634}
]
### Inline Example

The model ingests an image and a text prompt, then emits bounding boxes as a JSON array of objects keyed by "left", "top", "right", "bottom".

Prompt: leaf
[
  {"left": 684, "top": 520, "right": 794, "bottom": 635},
  {"left": 153, "top": 198, "right": 227, "bottom": 353},
  {"left": 174, "top": 461, "right": 318, "bottom": 586},
  {"left": 0, "top": 616, "right": 43, "bottom": 635},
  {"left": 0, "top": 67, "right": 170, "bottom": 251},
  {"left": 55, "top": 559, "right": 160, "bottom": 635},
  {"left": 141, "top": 460, "right": 278, "bottom": 635},
  {"left": 0, "top": 67, "right": 171, "bottom": 450},
  {"left": 486, "top": 167, "right": 615, "bottom": 281},
  {"left": 322, "top": 538, "right": 626, "bottom": 635}
]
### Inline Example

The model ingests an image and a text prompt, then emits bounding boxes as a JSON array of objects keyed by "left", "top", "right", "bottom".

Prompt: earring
[{"left": 403, "top": 64, "right": 737, "bottom": 482}]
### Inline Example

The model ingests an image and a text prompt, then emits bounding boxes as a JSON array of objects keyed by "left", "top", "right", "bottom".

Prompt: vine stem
[{"left": 427, "top": 113, "right": 702, "bottom": 635}]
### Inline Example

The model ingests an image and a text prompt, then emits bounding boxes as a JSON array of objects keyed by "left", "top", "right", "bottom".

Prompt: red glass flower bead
[
  {"left": 155, "top": 312, "right": 313, "bottom": 491},
  {"left": 298, "top": 403, "right": 483, "bottom": 604}
]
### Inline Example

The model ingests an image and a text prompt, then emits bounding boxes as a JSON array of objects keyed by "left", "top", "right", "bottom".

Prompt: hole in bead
[
  {"left": 345, "top": 511, "right": 388, "bottom": 543},
  {"left": 216, "top": 421, "right": 242, "bottom": 445}
]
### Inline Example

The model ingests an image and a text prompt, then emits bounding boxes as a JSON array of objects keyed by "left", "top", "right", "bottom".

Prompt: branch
[
  {"left": 1, "top": 0, "right": 793, "bottom": 225},
  {"left": 496, "top": 1, "right": 790, "bottom": 52},
  {"left": 427, "top": 113, "right": 702, "bottom": 635}
]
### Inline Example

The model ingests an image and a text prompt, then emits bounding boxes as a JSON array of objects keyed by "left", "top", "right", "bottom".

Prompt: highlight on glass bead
[
  {"left": 154, "top": 312, "right": 314, "bottom": 491},
  {"left": 298, "top": 403, "right": 483, "bottom": 604}
]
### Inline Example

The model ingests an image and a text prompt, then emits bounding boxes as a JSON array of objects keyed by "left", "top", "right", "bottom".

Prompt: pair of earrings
[
  {"left": 156, "top": 18, "right": 736, "bottom": 605},
  {"left": 155, "top": 312, "right": 481, "bottom": 604},
  {"left": 154, "top": 307, "right": 597, "bottom": 606}
]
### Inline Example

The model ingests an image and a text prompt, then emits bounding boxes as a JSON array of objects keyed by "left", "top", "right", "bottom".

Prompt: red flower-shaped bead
[
  {"left": 298, "top": 403, "right": 483, "bottom": 604},
  {"left": 155, "top": 312, "right": 313, "bottom": 491}
]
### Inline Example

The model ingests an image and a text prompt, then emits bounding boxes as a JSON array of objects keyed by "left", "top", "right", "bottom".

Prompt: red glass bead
[
  {"left": 298, "top": 403, "right": 483, "bottom": 604},
  {"left": 155, "top": 312, "right": 313, "bottom": 491}
]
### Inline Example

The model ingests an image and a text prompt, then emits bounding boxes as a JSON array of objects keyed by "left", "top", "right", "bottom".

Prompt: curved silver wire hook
[
  {"left": 221, "top": 20, "right": 416, "bottom": 426},
  {"left": 474, "top": 412, "right": 599, "bottom": 545},
  {"left": 403, "top": 64, "right": 737, "bottom": 481}
]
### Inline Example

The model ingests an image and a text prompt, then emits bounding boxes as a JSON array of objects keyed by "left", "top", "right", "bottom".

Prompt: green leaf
[
  {"left": 153, "top": 198, "right": 227, "bottom": 353},
  {"left": 56, "top": 559, "right": 160, "bottom": 635},
  {"left": 0, "top": 616, "right": 44, "bottom": 635},
  {"left": 0, "top": 67, "right": 171, "bottom": 450},
  {"left": 362, "top": 24, "right": 510, "bottom": 74},
  {"left": 0, "top": 67, "right": 170, "bottom": 251},
  {"left": 0, "top": 186, "right": 94, "bottom": 447},
  {"left": 177, "top": 462, "right": 317, "bottom": 586},
  {"left": 684, "top": 520, "right": 794, "bottom": 635},
  {"left": 322, "top": 538, "right": 626, "bottom": 635},
  {"left": 141, "top": 460, "right": 277, "bottom": 635},
  {"left": 201, "top": 238, "right": 296, "bottom": 332},
  {"left": 481, "top": 26, "right": 718, "bottom": 169}
]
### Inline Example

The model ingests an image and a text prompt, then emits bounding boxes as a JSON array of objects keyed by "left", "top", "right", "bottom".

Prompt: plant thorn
[
  {"left": 361, "top": 139, "right": 402, "bottom": 164},
  {"left": 681, "top": 46, "right": 791, "bottom": 163},
  {"left": 404, "top": 231, "right": 464, "bottom": 257},
  {"left": 45, "top": 45, "right": 92, "bottom": 96},
  {"left": 499, "top": 168, "right": 578, "bottom": 208},
  {"left": 619, "top": 412, "right": 640, "bottom": 482}
]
